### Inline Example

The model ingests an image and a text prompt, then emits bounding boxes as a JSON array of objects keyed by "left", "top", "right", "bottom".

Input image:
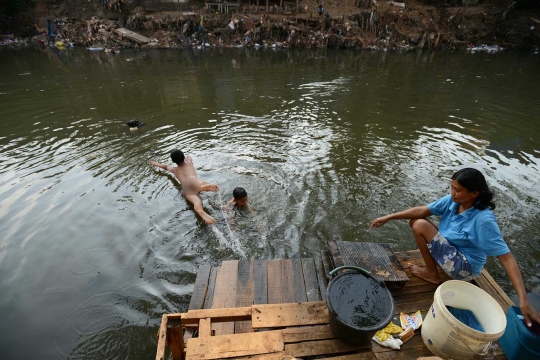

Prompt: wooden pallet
[
  {"left": 156, "top": 252, "right": 511, "bottom": 360},
  {"left": 114, "top": 27, "right": 150, "bottom": 44}
]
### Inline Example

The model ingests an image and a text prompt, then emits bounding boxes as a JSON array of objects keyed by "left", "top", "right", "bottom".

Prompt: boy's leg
[
  {"left": 184, "top": 194, "right": 216, "bottom": 224},
  {"left": 408, "top": 219, "right": 440, "bottom": 284},
  {"left": 199, "top": 180, "right": 219, "bottom": 192}
]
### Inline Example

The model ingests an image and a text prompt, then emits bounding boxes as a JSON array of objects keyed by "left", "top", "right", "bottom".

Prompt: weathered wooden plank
[
  {"left": 252, "top": 301, "right": 328, "bottom": 328},
  {"left": 393, "top": 290, "right": 436, "bottom": 305},
  {"left": 267, "top": 260, "right": 282, "bottom": 304},
  {"left": 327, "top": 241, "right": 344, "bottom": 269},
  {"left": 474, "top": 268, "right": 514, "bottom": 313},
  {"left": 374, "top": 347, "right": 434, "bottom": 359},
  {"left": 301, "top": 258, "right": 321, "bottom": 302},
  {"left": 185, "top": 330, "right": 284, "bottom": 360},
  {"left": 189, "top": 264, "right": 212, "bottom": 310},
  {"left": 204, "top": 266, "right": 219, "bottom": 309},
  {"left": 168, "top": 307, "right": 252, "bottom": 323},
  {"left": 284, "top": 338, "right": 370, "bottom": 357},
  {"left": 291, "top": 259, "right": 308, "bottom": 303},
  {"left": 389, "top": 283, "right": 439, "bottom": 296},
  {"left": 199, "top": 318, "right": 212, "bottom": 338},
  {"left": 168, "top": 319, "right": 185, "bottom": 360},
  {"left": 235, "top": 260, "right": 254, "bottom": 334},
  {"left": 253, "top": 259, "right": 268, "bottom": 305},
  {"left": 395, "top": 250, "right": 423, "bottom": 262},
  {"left": 399, "top": 256, "right": 425, "bottom": 267},
  {"left": 281, "top": 259, "right": 295, "bottom": 303},
  {"left": 212, "top": 260, "right": 239, "bottom": 336},
  {"left": 228, "top": 352, "right": 286, "bottom": 360},
  {"left": 315, "top": 257, "right": 328, "bottom": 302},
  {"left": 184, "top": 328, "right": 195, "bottom": 348},
  {"left": 321, "top": 353, "right": 377, "bottom": 360},
  {"left": 322, "top": 249, "right": 337, "bottom": 276},
  {"left": 156, "top": 314, "right": 168, "bottom": 360},
  {"left": 282, "top": 324, "right": 336, "bottom": 343},
  {"left": 395, "top": 299, "right": 433, "bottom": 314}
]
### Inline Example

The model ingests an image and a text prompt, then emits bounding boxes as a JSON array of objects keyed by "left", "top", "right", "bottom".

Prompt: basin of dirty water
[
  {"left": 1, "top": 48, "right": 539, "bottom": 359},
  {"left": 327, "top": 273, "right": 392, "bottom": 329}
]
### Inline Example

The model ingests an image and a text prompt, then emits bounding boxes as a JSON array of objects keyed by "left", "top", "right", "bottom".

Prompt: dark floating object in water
[{"left": 126, "top": 120, "right": 146, "bottom": 128}]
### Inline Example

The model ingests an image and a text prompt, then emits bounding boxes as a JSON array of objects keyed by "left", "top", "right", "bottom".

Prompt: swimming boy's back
[{"left": 172, "top": 156, "right": 198, "bottom": 183}]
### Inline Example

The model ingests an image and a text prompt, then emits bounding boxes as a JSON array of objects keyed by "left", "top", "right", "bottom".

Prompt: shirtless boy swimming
[{"left": 150, "top": 149, "right": 218, "bottom": 224}]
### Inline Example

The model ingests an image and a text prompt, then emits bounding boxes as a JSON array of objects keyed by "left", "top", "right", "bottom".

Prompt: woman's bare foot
[
  {"left": 408, "top": 264, "right": 441, "bottom": 284},
  {"left": 200, "top": 183, "right": 219, "bottom": 192}
]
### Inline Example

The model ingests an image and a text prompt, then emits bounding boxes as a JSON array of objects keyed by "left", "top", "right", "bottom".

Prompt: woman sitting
[{"left": 370, "top": 168, "right": 540, "bottom": 327}]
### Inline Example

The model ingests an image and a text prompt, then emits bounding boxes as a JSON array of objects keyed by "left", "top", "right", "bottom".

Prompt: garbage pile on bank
[{"left": 13, "top": 2, "right": 539, "bottom": 51}]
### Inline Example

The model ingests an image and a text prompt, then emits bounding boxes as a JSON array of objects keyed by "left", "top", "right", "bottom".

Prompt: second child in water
[{"left": 228, "top": 187, "right": 251, "bottom": 210}]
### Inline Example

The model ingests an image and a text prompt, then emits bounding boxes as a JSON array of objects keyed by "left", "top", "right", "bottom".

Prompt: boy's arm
[
  {"left": 227, "top": 198, "right": 235, "bottom": 207},
  {"left": 149, "top": 161, "right": 175, "bottom": 173}
]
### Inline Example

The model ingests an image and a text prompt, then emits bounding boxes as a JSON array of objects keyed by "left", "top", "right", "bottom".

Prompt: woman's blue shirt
[{"left": 427, "top": 194, "right": 510, "bottom": 276}]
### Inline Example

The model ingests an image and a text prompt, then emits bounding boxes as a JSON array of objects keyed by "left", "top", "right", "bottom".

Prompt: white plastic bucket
[{"left": 421, "top": 280, "right": 507, "bottom": 359}]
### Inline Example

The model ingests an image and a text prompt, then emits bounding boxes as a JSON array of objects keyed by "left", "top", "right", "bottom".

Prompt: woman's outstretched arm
[
  {"left": 498, "top": 252, "right": 540, "bottom": 327},
  {"left": 370, "top": 206, "right": 432, "bottom": 229}
]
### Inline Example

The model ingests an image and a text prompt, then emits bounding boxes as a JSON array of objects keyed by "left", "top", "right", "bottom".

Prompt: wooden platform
[
  {"left": 156, "top": 250, "right": 513, "bottom": 360},
  {"left": 114, "top": 27, "right": 150, "bottom": 44}
]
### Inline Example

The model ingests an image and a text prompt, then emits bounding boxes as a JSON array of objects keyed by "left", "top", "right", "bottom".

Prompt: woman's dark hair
[
  {"left": 452, "top": 168, "right": 495, "bottom": 210},
  {"left": 170, "top": 149, "right": 185, "bottom": 164}
]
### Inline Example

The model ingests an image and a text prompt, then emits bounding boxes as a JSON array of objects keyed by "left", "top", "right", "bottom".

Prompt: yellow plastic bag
[{"left": 374, "top": 322, "right": 403, "bottom": 342}]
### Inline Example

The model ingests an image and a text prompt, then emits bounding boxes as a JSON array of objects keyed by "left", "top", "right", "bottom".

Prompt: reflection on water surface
[{"left": 0, "top": 48, "right": 539, "bottom": 359}]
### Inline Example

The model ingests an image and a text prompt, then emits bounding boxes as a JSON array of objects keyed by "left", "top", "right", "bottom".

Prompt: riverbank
[{"left": 3, "top": 1, "right": 540, "bottom": 51}]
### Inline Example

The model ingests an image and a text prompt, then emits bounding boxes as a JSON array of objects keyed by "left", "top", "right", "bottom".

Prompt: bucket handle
[
  {"left": 329, "top": 266, "right": 370, "bottom": 277},
  {"left": 328, "top": 266, "right": 386, "bottom": 288},
  {"left": 452, "top": 323, "right": 493, "bottom": 357}
]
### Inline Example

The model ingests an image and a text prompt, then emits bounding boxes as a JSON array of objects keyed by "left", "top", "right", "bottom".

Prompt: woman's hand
[
  {"left": 520, "top": 300, "right": 540, "bottom": 328},
  {"left": 370, "top": 216, "right": 390, "bottom": 229}
]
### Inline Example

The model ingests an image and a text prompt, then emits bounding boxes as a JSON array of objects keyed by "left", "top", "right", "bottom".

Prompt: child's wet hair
[
  {"left": 233, "top": 187, "right": 247, "bottom": 199},
  {"left": 171, "top": 149, "right": 185, "bottom": 164}
]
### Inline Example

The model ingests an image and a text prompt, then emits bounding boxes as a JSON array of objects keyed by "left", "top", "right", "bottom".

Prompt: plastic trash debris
[
  {"left": 400, "top": 311, "right": 423, "bottom": 331},
  {"left": 126, "top": 120, "right": 146, "bottom": 128},
  {"left": 374, "top": 322, "right": 403, "bottom": 342},
  {"left": 389, "top": 1, "right": 406, "bottom": 8},
  {"left": 372, "top": 335, "right": 403, "bottom": 349},
  {"left": 87, "top": 47, "right": 104, "bottom": 51},
  {"left": 468, "top": 44, "right": 504, "bottom": 52}
]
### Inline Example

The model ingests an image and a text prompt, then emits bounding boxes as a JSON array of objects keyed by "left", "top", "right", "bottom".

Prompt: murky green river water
[{"left": 1, "top": 48, "right": 539, "bottom": 359}]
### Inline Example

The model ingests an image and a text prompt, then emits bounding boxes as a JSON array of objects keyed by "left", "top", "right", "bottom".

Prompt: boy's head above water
[
  {"left": 171, "top": 149, "right": 185, "bottom": 164},
  {"left": 233, "top": 187, "right": 248, "bottom": 207}
]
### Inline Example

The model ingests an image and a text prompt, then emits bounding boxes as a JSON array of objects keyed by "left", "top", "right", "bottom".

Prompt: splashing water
[
  {"left": 213, "top": 189, "right": 246, "bottom": 258},
  {"left": 211, "top": 226, "right": 230, "bottom": 248},
  {"left": 218, "top": 188, "right": 236, "bottom": 242}
]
